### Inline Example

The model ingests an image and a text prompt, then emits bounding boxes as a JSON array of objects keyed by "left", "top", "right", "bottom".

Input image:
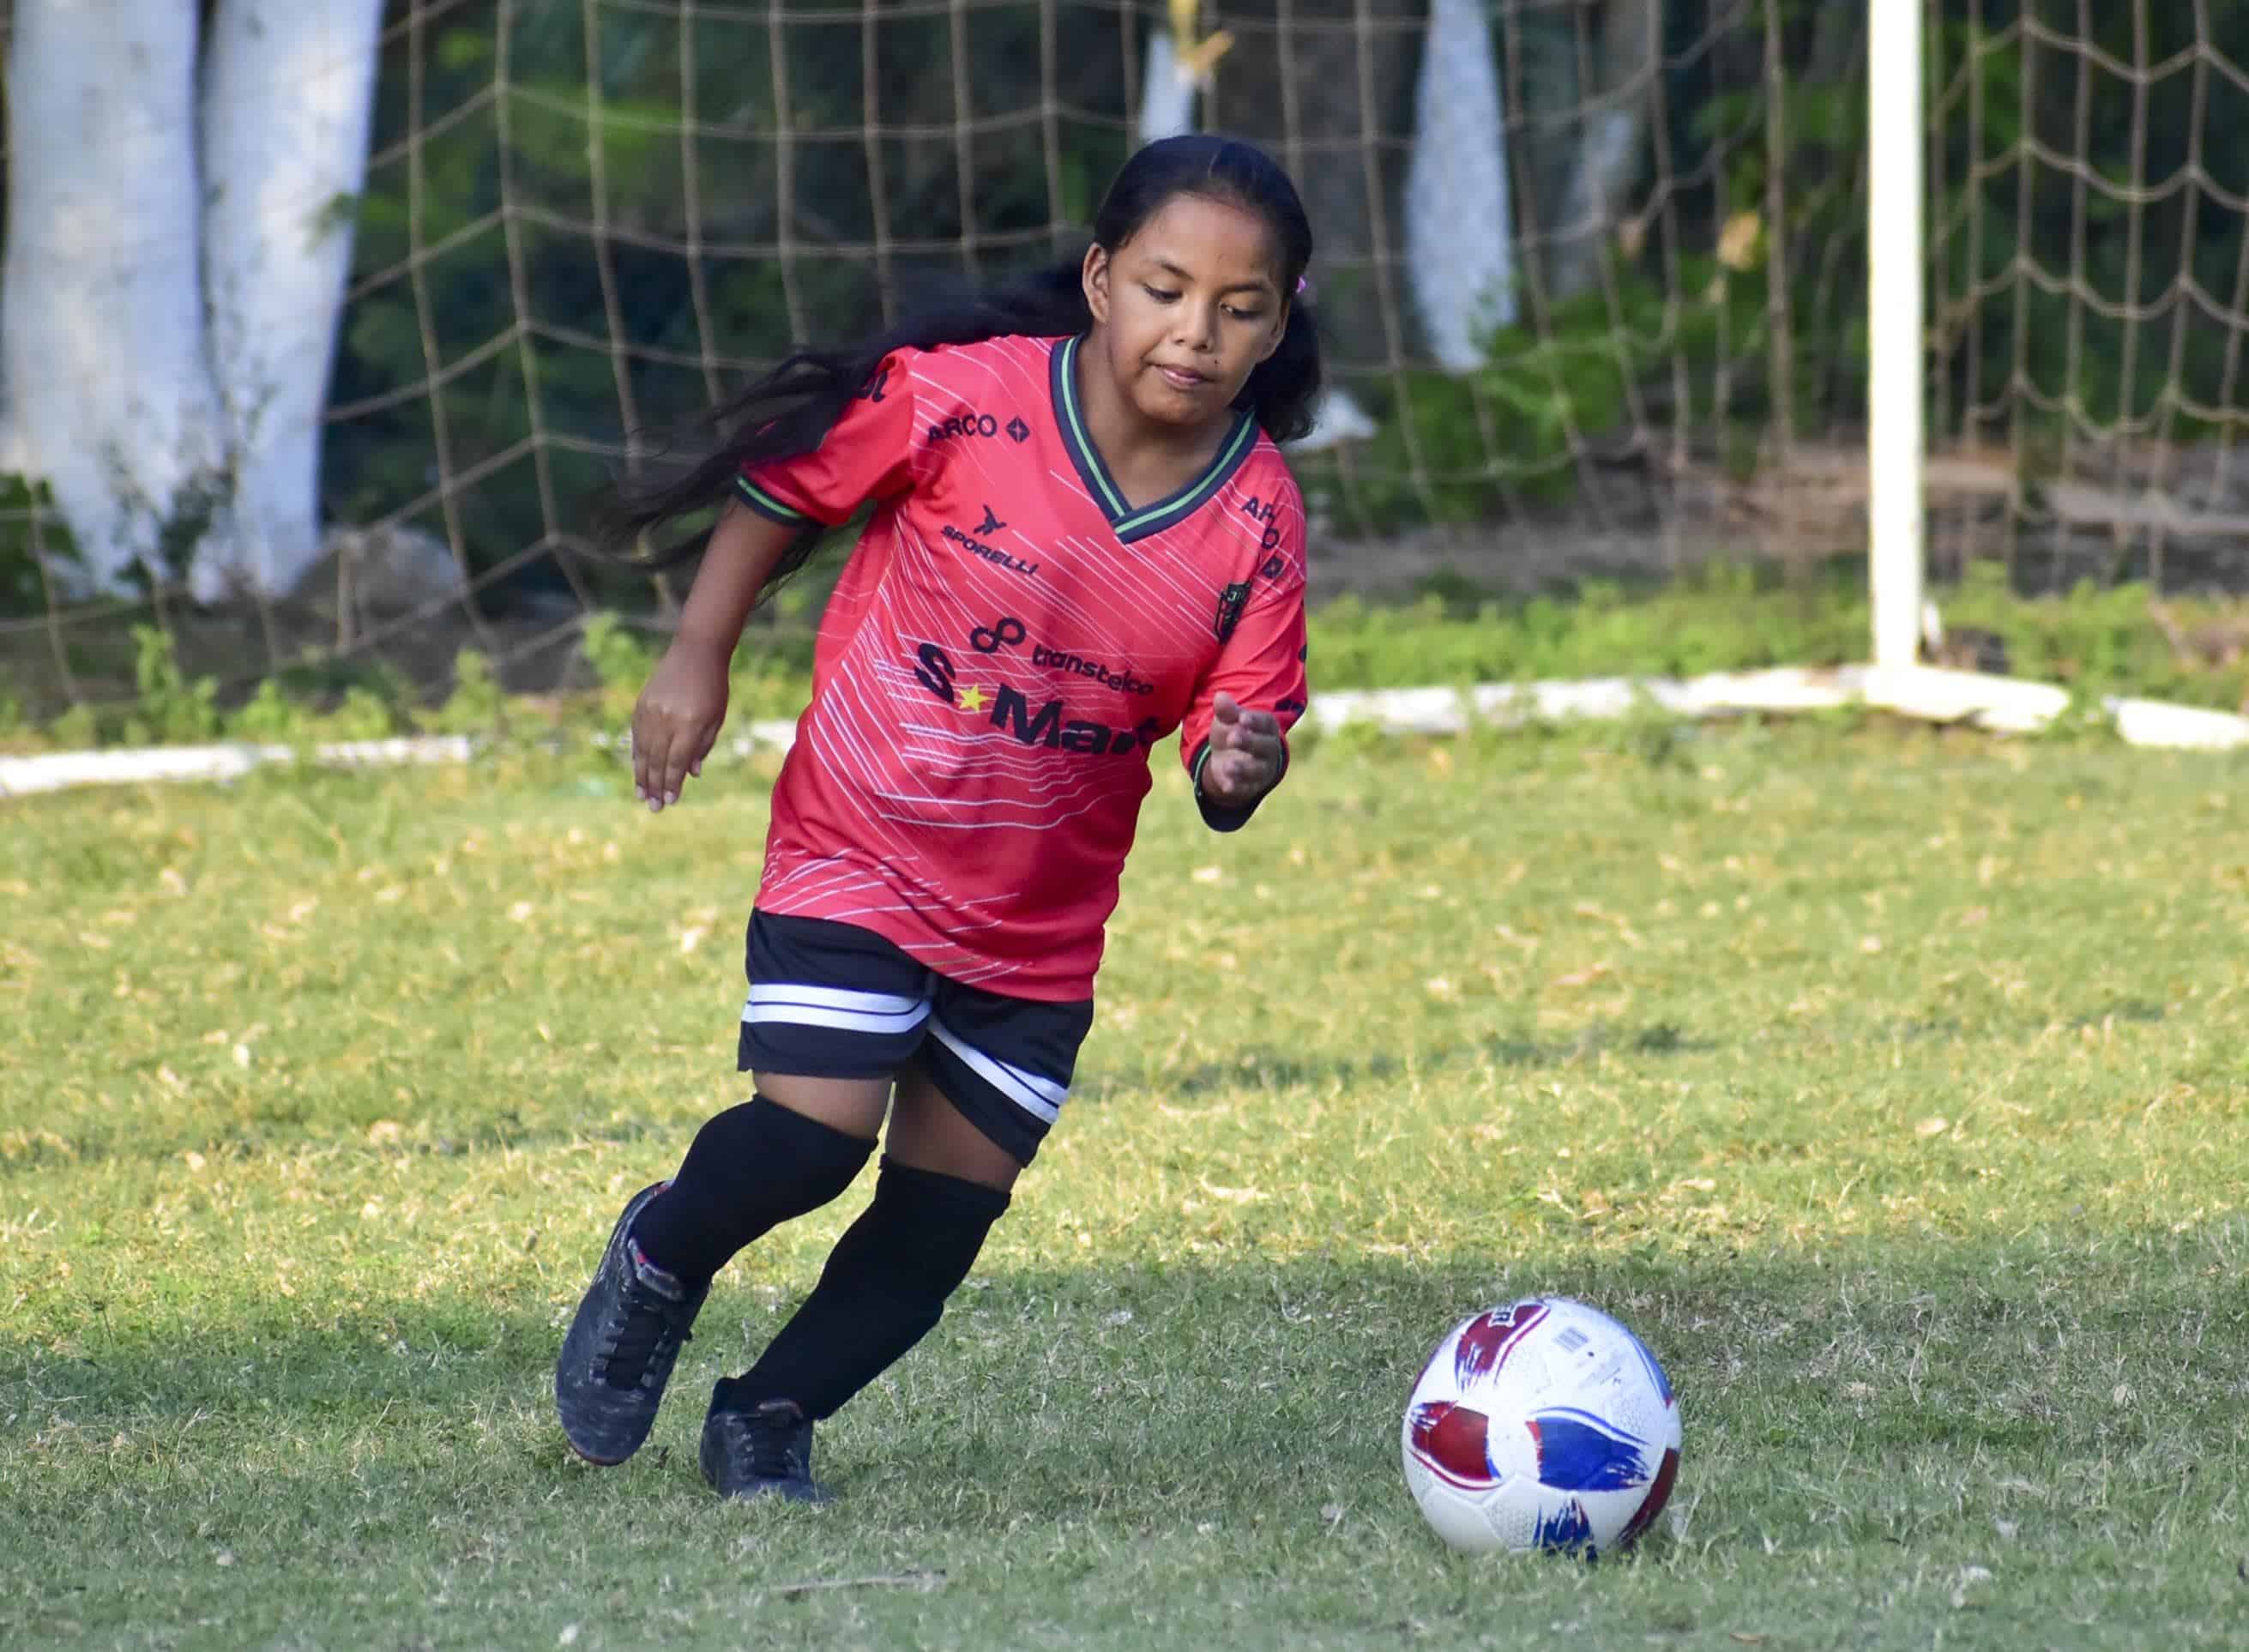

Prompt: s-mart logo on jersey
[{"left": 910, "top": 641, "right": 1162, "bottom": 758}]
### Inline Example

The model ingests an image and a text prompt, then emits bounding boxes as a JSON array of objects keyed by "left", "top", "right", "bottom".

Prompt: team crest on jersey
[{"left": 1214, "top": 581, "right": 1251, "bottom": 642}]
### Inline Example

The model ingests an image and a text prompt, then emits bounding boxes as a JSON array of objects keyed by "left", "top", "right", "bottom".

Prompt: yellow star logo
[{"left": 957, "top": 684, "right": 989, "bottom": 714}]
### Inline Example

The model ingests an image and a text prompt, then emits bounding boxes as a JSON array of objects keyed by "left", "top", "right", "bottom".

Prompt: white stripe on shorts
[
  {"left": 926, "top": 1016, "right": 1066, "bottom": 1124},
  {"left": 742, "top": 981, "right": 932, "bottom": 1035}
]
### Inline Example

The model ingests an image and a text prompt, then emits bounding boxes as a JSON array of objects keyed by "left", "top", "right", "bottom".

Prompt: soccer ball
[{"left": 1400, "top": 1297, "right": 1680, "bottom": 1557}]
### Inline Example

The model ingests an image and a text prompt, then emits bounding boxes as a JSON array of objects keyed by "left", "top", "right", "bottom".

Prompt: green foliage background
[
  {"left": 306, "top": 1, "right": 2249, "bottom": 576},
  {"left": 9, "top": 3, "right": 2249, "bottom": 632}
]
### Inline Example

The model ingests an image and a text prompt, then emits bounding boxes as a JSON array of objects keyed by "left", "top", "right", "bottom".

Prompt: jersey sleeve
[
  {"left": 733, "top": 350, "right": 921, "bottom": 528},
  {"left": 1179, "top": 493, "right": 1311, "bottom": 834}
]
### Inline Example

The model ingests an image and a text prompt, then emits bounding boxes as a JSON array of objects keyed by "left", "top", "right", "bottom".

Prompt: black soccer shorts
[{"left": 737, "top": 909, "right": 1094, "bottom": 1167}]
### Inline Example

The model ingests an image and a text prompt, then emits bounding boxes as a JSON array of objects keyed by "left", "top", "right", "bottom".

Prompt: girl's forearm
[{"left": 674, "top": 501, "right": 799, "bottom": 654}]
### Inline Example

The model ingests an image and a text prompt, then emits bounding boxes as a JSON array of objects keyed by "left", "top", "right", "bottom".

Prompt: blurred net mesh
[
  {"left": 1926, "top": 3, "right": 2249, "bottom": 598},
  {"left": 6, "top": 1, "right": 2248, "bottom": 725}
]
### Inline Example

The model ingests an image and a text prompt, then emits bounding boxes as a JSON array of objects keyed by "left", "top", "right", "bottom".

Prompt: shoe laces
[
  {"left": 737, "top": 1400, "right": 812, "bottom": 1481},
  {"left": 599, "top": 1251, "right": 694, "bottom": 1390}
]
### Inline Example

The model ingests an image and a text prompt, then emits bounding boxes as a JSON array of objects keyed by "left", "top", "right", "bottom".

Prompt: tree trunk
[
  {"left": 1544, "top": 0, "right": 1660, "bottom": 301},
  {"left": 198, "top": 0, "right": 387, "bottom": 600},
  {"left": 1404, "top": 0, "right": 1515, "bottom": 370},
  {"left": 3, "top": 0, "right": 232, "bottom": 594}
]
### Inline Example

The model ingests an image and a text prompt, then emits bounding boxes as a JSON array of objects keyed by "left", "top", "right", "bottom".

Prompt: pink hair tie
[{"left": 1295, "top": 274, "right": 1311, "bottom": 297}]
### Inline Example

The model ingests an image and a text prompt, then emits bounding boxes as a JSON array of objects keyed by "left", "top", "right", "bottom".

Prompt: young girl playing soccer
[{"left": 554, "top": 134, "right": 1320, "bottom": 1501}]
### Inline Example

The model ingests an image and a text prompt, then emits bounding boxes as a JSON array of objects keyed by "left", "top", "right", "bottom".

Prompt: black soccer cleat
[
  {"left": 701, "top": 1382, "right": 833, "bottom": 1504},
  {"left": 555, "top": 1182, "right": 708, "bottom": 1466}
]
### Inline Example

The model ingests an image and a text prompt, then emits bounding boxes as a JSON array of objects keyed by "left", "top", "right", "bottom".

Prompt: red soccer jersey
[{"left": 733, "top": 333, "right": 1309, "bottom": 1000}]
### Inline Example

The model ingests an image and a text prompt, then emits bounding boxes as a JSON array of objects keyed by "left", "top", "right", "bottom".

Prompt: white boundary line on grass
[{"left": 3, "top": 664, "right": 2243, "bottom": 799}]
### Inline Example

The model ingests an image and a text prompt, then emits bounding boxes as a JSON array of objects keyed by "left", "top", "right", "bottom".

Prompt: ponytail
[{"left": 591, "top": 259, "right": 1093, "bottom": 572}]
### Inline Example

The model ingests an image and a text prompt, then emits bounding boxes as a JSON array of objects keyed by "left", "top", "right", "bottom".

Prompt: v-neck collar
[{"left": 1049, "top": 334, "right": 1258, "bottom": 543}]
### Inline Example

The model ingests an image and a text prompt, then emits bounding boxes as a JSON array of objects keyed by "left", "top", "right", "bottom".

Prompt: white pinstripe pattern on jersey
[{"left": 754, "top": 334, "right": 1305, "bottom": 993}]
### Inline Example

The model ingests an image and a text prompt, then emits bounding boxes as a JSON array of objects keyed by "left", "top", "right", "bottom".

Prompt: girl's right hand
[{"left": 631, "top": 638, "right": 732, "bottom": 811}]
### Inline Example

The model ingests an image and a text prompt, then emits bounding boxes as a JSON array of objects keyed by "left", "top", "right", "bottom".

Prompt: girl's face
[{"left": 1082, "top": 194, "right": 1291, "bottom": 432}]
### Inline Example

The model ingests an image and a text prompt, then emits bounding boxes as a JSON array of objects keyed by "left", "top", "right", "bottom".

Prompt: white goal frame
[{"left": 1866, "top": 0, "right": 1925, "bottom": 678}]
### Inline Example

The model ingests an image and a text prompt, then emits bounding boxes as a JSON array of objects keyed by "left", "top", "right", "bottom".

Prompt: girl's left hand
[{"left": 1199, "top": 692, "right": 1284, "bottom": 806}]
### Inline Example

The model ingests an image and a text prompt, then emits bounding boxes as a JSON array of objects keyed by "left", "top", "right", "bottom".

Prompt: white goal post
[{"left": 1866, "top": 0, "right": 1926, "bottom": 676}]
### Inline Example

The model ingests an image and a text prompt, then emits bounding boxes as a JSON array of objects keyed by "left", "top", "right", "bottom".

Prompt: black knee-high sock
[
  {"left": 630, "top": 1094, "right": 873, "bottom": 1286},
  {"left": 721, "top": 1155, "right": 1010, "bottom": 1421}
]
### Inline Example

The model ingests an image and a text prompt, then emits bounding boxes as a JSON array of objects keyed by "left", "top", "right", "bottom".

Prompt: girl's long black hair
[{"left": 594, "top": 135, "right": 1320, "bottom": 585}]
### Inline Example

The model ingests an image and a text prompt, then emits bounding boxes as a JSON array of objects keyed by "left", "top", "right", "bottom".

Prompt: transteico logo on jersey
[
  {"left": 964, "top": 614, "right": 1153, "bottom": 696},
  {"left": 1031, "top": 644, "right": 1155, "bottom": 696}
]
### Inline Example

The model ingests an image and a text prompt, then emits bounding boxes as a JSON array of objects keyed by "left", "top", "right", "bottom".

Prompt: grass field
[{"left": 5, "top": 717, "right": 2247, "bottom": 1649}]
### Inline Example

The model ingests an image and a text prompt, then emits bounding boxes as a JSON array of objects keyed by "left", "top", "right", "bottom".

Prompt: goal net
[
  {"left": 1926, "top": 3, "right": 2249, "bottom": 598},
  {"left": 3, "top": 1, "right": 2243, "bottom": 729}
]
